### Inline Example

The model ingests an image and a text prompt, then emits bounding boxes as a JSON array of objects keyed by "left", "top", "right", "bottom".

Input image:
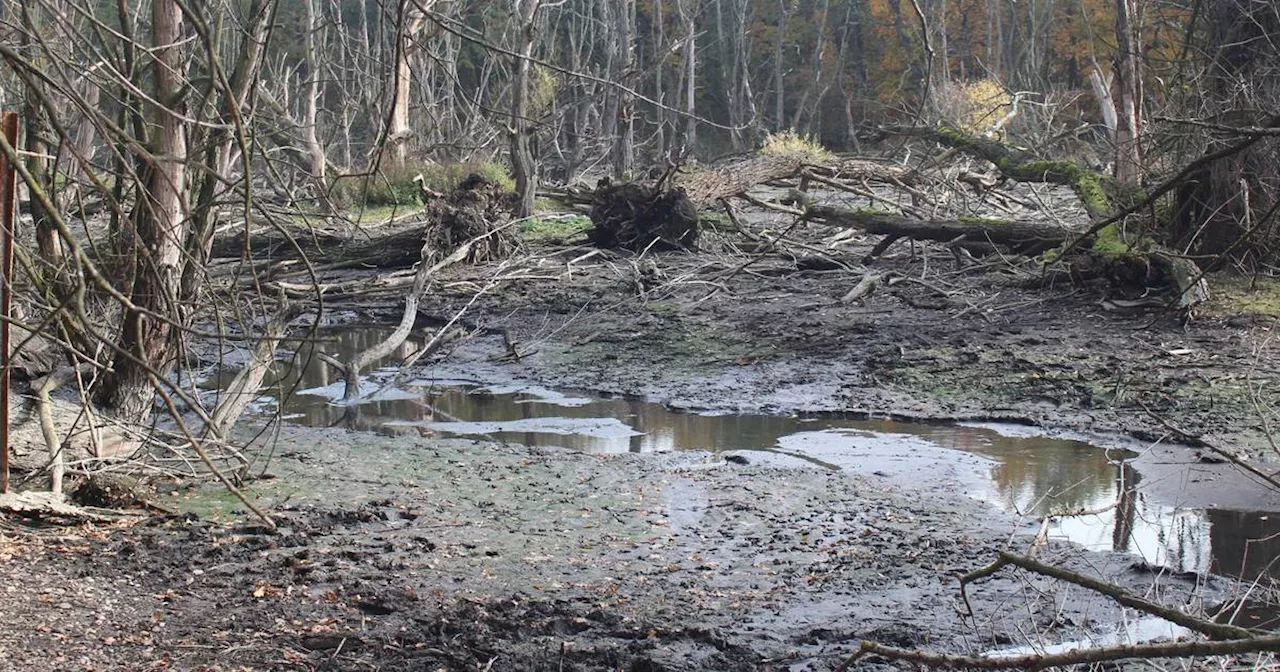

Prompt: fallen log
[
  {"left": 889, "top": 125, "right": 1209, "bottom": 308},
  {"left": 210, "top": 173, "right": 519, "bottom": 269},
  {"left": 578, "top": 148, "right": 1032, "bottom": 252},
  {"left": 807, "top": 204, "right": 1205, "bottom": 299},
  {"left": 0, "top": 491, "right": 127, "bottom": 522},
  {"left": 806, "top": 206, "right": 1068, "bottom": 256}
]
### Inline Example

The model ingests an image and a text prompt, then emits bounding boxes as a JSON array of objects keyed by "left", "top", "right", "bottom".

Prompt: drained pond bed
[
  {"left": 28, "top": 324, "right": 1237, "bottom": 671},
  {"left": 194, "top": 325, "right": 1280, "bottom": 587}
]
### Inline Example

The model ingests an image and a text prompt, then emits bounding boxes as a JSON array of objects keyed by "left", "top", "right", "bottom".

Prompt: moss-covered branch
[
  {"left": 890, "top": 126, "right": 1139, "bottom": 220},
  {"left": 889, "top": 125, "right": 1209, "bottom": 307}
]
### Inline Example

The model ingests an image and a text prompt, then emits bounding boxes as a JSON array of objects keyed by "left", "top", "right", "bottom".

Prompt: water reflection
[
  {"left": 1207, "top": 509, "right": 1280, "bottom": 580},
  {"left": 231, "top": 327, "right": 1280, "bottom": 585}
]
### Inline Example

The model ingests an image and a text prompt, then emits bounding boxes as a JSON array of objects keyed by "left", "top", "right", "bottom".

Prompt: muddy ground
[
  {"left": 4, "top": 188, "right": 1280, "bottom": 670},
  {"left": 0, "top": 430, "right": 1237, "bottom": 671}
]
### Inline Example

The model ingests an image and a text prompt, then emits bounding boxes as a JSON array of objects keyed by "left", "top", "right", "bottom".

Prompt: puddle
[
  {"left": 985, "top": 614, "right": 1191, "bottom": 658},
  {"left": 209, "top": 327, "right": 1280, "bottom": 586}
]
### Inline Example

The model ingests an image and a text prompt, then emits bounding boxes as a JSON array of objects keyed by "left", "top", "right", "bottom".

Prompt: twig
[
  {"left": 1139, "top": 401, "right": 1280, "bottom": 493},
  {"left": 840, "top": 273, "right": 883, "bottom": 303},
  {"left": 960, "top": 550, "right": 1256, "bottom": 640},
  {"left": 735, "top": 192, "right": 805, "bottom": 216},
  {"left": 152, "top": 380, "right": 276, "bottom": 530},
  {"left": 708, "top": 213, "right": 809, "bottom": 290},
  {"left": 836, "top": 634, "right": 1280, "bottom": 671}
]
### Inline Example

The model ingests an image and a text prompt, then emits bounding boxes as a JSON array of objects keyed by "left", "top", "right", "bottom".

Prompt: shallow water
[{"left": 210, "top": 326, "right": 1280, "bottom": 588}]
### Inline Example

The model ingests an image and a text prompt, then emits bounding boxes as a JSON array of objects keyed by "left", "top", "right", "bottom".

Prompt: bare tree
[
  {"left": 1170, "top": 0, "right": 1280, "bottom": 264},
  {"left": 510, "top": 0, "right": 542, "bottom": 217},
  {"left": 1112, "top": 0, "right": 1143, "bottom": 182},
  {"left": 97, "top": 0, "right": 191, "bottom": 424},
  {"left": 389, "top": 1, "right": 429, "bottom": 168}
]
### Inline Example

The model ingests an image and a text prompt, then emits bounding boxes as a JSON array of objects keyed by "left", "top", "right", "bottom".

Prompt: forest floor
[{"left": 4, "top": 187, "right": 1280, "bottom": 670}]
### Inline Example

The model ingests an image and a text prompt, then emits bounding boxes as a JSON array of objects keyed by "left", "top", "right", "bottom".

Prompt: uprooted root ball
[
  {"left": 419, "top": 173, "right": 521, "bottom": 264},
  {"left": 588, "top": 181, "right": 699, "bottom": 251}
]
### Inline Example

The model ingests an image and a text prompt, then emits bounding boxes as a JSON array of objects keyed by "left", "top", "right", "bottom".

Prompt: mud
[
  {"left": 0, "top": 427, "right": 1243, "bottom": 670},
  {"left": 202, "top": 340, "right": 1280, "bottom": 585},
  {"left": 6, "top": 188, "right": 1280, "bottom": 670}
]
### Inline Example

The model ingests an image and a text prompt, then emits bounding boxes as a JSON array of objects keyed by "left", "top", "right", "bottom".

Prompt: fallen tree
[
  {"left": 887, "top": 126, "right": 1210, "bottom": 307},
  {"left": 577, "top": 130, "right": 1210, "bottom": 309},
  {"left": 210, "top": 173, "right": 519, "bottom": 269},
  {"left": 575, "top": 151, "right": 970, "bottom": 252},
  {"left": 804, "top": 207, "right": 1066, "bottom": 257},
  {"left": 836, "top": 549, "right": 1272, "bottom": 671}
]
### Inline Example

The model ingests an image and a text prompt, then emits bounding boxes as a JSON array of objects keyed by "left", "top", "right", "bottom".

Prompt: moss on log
[{"left": 893, "top": 125, "right": 1209, "bottom": 307}]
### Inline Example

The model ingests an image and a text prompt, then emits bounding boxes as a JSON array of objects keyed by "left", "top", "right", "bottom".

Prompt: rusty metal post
[{"left": 0, "top": 111, "right": 17, "bottom": 493}]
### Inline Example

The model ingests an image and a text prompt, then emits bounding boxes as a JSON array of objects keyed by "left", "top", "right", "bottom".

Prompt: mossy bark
[{"left": 897, "top": 126, "right": 1208, "bottom": 307}]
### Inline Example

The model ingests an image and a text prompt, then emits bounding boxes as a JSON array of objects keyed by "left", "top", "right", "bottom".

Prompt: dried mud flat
[{"left": 3, "top": 214, "right": 1280, "bottom": 670}]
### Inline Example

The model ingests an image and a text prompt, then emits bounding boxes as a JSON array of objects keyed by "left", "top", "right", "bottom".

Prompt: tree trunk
[
  {"left": 510, "top": 0, "right": 540, "bottom": 218},
  {"left": 613, "top": 0, "right": 636, "bottom": 178},
  {"left": 17, "top": 3, "right": 62, "bottom": 266},
  {"left": 677, "top": 0, "right": 697, "bottom": 155},
  {"left": 389, "top": 4, "right": 428, "bottom": 168},
  {"left": 1112, "top": 0, "right": 1143, "bottom": 183},
  {"left": 102, "top": 0, "right": 189, "bottom": 424},
  {"left": 303, "top": 0, "right": 327, "bottom": 184},
  {"left": 773, "top": 0, "right": 789, "bottom": 129},
  {"left": 807, "top": 206, "right": 1068, "bottom": 255},
  {"left": 1170, "top": 0, "right": 1280, "bottom": 265}
]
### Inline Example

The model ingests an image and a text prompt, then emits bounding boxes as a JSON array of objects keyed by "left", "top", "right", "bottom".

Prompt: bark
[
  {"left": 1113, "top": 0, "right": 1143, "bottom": 183},
  {"left": 389, "top": 3, "right": 429, "bottom": 168},
  {"left": 214, "top": 173, "right": 519, "bottom": 268},
  {"left": 208, "top": 303, "right": 304, "bottom": 438},
  {"left": 17, "top": 3, "right": 62, "bottom": 266},
  {"left": 510, "top": 0, "right": 540, "bottom": 218},
  {"left": 806, "top": 206, "right": 1067, "bottom": 255},
  {"left": 731, "top": 0, "right": 759, "bottom": 147},
  {"left": 612, "top": 0, "right": 636, "bottom": 178},
  {"left": 303, "top": 0, "right": 328, "bottom": 183},
  {"left": 677, "top": 0, "right": 698, "bottom": 155},
  {"left": 652, "top": 0, "right": 668, "bottom": 157},
  {"left": 773, "top": 0, "right": 790, "bottom": 129},
  {"left": 1088, "top": 68, "right": 1119, "bottom": 141},
  {"left": 101, "top": 0, "right": 189, "bottom": 424}
]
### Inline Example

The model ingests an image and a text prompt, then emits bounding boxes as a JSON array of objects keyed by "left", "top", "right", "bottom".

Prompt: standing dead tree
[
  {"left": 1167, "top": 0, "right": 1280, "bottom": 266},
  {"left": 509, "top": 0, "right": 543, "bottom": 218}
]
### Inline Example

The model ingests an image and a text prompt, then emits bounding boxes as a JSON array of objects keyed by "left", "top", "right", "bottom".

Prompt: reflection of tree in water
[
  {"left": 271, "top": 328, "right": 428, "bottom": 430},
  {"left": 1144, "top": 503, "right": 1213, "bottom": 574},
  {"left": 1207, "top": 509, "right": 1280, "bottom": 581},
  {"left": 952, "top": 433, "right": 1123, "bottom": 516},
  {"left": 1113, "top": 463, "right": 1139, "bottom": 552}
]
